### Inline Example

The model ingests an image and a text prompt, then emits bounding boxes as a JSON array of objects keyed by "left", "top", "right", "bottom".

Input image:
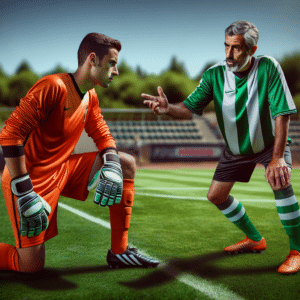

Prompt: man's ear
[
  {"left": 250, "top": 45, "right": 258, "bottom": 56},
  {"left": 88, "top": 52, "right": 97, "bottom": 66}
]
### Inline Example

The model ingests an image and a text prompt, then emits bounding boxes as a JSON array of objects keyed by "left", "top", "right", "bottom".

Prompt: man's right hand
[
  {"left": 11, "top": 173, "right": 51, "bottom": 238},
  {"left": 142, "top": 86, "right": 170, "bottom": 115}
]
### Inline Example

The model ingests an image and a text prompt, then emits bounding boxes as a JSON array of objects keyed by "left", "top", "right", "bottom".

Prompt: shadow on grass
[
  {"left": 120, "top": 251, "right": 279, "bottom": 289},
  {"left": 0, "top": 265, "right": 111, "bottom": 291},
  {"left": 0, "top": 251, "right": 279, "bottom": 291}
]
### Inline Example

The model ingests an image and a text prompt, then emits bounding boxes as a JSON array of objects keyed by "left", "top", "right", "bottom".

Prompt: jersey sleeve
[
  {"left": 0, "top": 76, "right": 64, "bottom": 147},
  {"left": 266, "top": 57, "right": 297, "bottom": 118},
  {"left": 85, "top": 90, "right": 116, "bottom": 154},
  {"left": 183, "top": 71, "right": 213, "bottom": 115}
]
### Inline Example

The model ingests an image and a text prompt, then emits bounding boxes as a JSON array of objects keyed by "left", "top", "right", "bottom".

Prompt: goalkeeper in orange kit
[{"left": 0, "top": 33, "right": 159, "bottom": 273}]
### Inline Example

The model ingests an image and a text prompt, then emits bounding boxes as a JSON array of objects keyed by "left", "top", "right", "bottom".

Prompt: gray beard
[{"left": 227, "top": 55, "right": 250, "bottom": 72}]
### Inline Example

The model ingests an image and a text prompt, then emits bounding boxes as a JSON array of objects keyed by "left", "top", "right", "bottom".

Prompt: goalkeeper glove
[
  {"left": 11, "top": 173, "right": 51, "bottom": 238},
  {"left": 88, "top": 153, "right": 123, "bottom": 207}
]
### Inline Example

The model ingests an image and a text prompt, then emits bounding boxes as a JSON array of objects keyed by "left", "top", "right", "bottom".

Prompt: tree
[
  {"left": 117, "top": 60, "right": 133, "bottom": 76},
  {"left": 167, "top": 56, "right": 188, "bottom": 76},
  {"left": 136, "top": 65, "right": 147, "bottom": 79},
  {"left": 280, "top": 52, "right": 300, "bottom": 96},
  {"left": 0, "top": 77, "right": 9, "bottom": 106},
  {"left": 159, "top": 71, "right": 197, "bottom": 104},
  {"left": 45, "top": 64, "right": 69, "bottom": 75},
  {"left": 15, "top": 61, "right": 32, "bottom": 74},
  {"left": 194, "top": 61, "right": 216, "bottom": 82},
  {"left": 7, "top": 71, "right": 39, "bottom": 106}
]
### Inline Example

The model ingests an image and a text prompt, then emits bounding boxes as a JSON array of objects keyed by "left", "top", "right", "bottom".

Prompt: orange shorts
[{"left": 1, "top": 152, "right": 98, "bottom": 248}]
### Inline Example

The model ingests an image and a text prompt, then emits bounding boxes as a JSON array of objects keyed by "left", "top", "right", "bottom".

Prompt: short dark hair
[{"left": 77, "top": 33, "right": 121, "bottom": 66}]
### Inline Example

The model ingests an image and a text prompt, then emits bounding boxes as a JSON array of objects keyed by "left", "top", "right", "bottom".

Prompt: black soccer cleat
[{"left": 107, "top": 246, "right": 160, "bottom": 269}]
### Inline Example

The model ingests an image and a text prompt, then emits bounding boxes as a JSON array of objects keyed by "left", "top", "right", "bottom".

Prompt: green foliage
[
  {"left": 166, "top": 55, "right": 188, "bottom": 76},
  {"left": 292, "top": 93, "right": 300, "bottom": 119},
  {"left": 0, "top": 54, "right": 300, "bottom": 116},
  {"left": 0, "top": 65, "right": 8, "bottom": 78},
  {"left": 44, "top": 64, "right": 69, "bottom": 76},
  {"left": 117, "top": 60, "right": 133, "bottom": 75},
  {"left": 159, "top": 71, "right": 197, "bottom": 103},
  {"left": 194, "top": 61, "right": 217, "bottom": 82},
  {"left": 280, "top": 52, "right": 300, "bottom": 96},
  {"left": 0, "top": 76, "right": 9, "bottom": 106},
  {"left": 15, "top": 60, "right": 32, "bottom": 74},
  {"left": 6, "top": 71, "right": 39, "bottom": 106}
]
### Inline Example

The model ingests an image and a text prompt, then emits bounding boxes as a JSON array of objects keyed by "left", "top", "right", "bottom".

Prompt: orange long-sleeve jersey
[{"left": 0, "top": 73, "right": 116, "bottom": 181}]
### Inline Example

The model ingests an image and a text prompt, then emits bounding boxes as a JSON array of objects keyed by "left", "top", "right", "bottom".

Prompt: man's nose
[
  {"left": 226, "top": 47, "right": 233, "bottom": 58},
  {"left": 113, "top": 66, "right": 119, "bottom": 76}
]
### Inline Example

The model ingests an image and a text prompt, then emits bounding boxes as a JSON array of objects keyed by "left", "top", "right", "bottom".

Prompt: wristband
[
  {"left": 2, "top": 145, "right": 24, "bottom": 158},
  {"left": 102, "top": 153, "right": 121, "bottom": 164},
  {"left": 100, "top": 147, "right": 118, "bottom": 157},
  {"left": 11, "top": 173, "right": 33, "bottom": 197}
]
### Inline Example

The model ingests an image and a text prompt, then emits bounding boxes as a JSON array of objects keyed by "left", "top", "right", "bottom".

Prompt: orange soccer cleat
[
  {"left": 224, "top": 236, "right": 267, "bottom": 254},
  {"left": 277, "top": 250, "right": 300, "bottom": 275}
]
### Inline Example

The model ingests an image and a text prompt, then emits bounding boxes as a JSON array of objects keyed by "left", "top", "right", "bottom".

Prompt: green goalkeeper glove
[
  {"left": 11, "top": 174, "right": 51, "bottom": 238},
  {"left": 88, "top": 153, "right": 123, "bottom": 207}
]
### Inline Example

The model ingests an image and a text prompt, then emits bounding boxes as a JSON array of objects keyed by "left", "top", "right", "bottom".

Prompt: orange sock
[
  {"left": 109, "top": 179, "right": 134, "bottom": 254},
  {"left": 0, "top": 243, "right": 19, "bottom": 271}
]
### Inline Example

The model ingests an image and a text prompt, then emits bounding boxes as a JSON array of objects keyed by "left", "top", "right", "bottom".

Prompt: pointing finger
[
  {"left": 141, "top": 93, "right": 156, "bottom": 101},
  {"left": 157, "top": 86, "right": 165, "bottom": 98}
]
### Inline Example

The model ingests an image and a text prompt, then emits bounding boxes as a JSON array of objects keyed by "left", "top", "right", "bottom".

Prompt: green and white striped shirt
[{"left": 184, "top": 56, "right": 297, "bottom": 155}]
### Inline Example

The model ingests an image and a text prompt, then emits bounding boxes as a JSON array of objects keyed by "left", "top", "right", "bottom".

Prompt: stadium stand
[
  {"left": 107, "top": 118, "right": 207, "bottom": 147},
  {"left": 289, "top": 121, "right": 300, "bottom": 146},
  {"left": 0, "top": 108, "right": 298, "bottom": 167}
]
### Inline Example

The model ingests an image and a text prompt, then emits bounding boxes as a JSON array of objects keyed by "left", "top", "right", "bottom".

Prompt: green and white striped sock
[
  {"left": 274, "top": 185, "right": 300, "bottom": 252},
  {"left": 216, "top": 195, "right": 262, "bottom": 242}
]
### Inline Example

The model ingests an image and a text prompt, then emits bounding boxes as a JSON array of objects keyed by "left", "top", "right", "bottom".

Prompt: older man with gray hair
[{"left": 142, "top": 20, "right": 300, "bottom": 274}]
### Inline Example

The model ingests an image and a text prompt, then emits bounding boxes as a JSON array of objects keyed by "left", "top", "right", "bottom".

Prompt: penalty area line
[{"left": 58, "top": 202, "right": 245, "bottom": 300}]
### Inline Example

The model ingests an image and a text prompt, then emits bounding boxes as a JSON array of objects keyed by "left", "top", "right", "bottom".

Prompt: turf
[{"left": 1, "top": 167, "right": 300, "bottom": 299}]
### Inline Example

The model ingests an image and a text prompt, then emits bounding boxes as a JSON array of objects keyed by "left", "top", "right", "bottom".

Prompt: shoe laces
[
  {"left": 127, "top": 246, "right": 138, "bottom": 254},
  {"left": 127, "top": 246, "right": 155, "bottom": 262}
]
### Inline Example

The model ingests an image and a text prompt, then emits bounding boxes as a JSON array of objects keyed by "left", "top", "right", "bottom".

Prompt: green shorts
[{"left": 213, "top": 144, "right": 292, "bottom": 183}]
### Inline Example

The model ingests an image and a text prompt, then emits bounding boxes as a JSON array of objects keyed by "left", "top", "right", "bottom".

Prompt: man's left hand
[
  {"left": 88, "top": 153, "right": 123, "bottom": 207},
  {"left": 265, "top": 158, "right": 291, "bottom": 190}
]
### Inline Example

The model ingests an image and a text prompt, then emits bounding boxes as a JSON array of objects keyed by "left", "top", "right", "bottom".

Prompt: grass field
[{"left": 1, "top": 167, "right": 300, "bottom": 300}]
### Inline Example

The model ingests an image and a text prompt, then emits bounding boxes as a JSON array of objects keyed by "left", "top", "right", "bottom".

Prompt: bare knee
[
  {"left": 207, "top": 180, "right": 234, "bottom": 205},
  {"left": 17, "top": 244, "right": 45, "bottom": 273},
  {"left": 119, "top": 152, "right": 136, "bottom": 179},
  {"left": 207, "top": 189, "right": 229, "bottom": 205},
  {"left": 207, "top": 190, "right": 226, "bottom": 205}
]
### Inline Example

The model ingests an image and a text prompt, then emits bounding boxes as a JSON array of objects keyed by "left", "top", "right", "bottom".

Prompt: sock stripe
[
  {"left": 217, "top": 196, "right": 262, "bottom": 241},
  {"left": 221, "top": 200, "right": 246, "bottom": 223},
  {"left": 278, "top": 210, "right": 300, "bottom": 221},
  {"left": 225, "top": 202, "right": 243, "bottom": 219},
  {"left": 229, "top": 207, "right": 246, "bottom": 222},
  {"left": 277, "top": 202, "right": 300, "bottom": 214},
  {"left": 221, "top": 198, "right": 239, "bottom": 215},
  {"left": 275, "top": 196, "right": 298, "bottom": 207},
  {"left": 273, "top": 185, "right": 294, "bottom": 199}
]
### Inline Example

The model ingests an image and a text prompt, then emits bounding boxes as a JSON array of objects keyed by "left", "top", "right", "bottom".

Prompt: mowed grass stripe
[{"left": 136, "top": 175, "right": 212, "bottom": 188}]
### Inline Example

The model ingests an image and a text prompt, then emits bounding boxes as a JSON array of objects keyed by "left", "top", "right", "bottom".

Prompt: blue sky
[{"left": 1, "top": 0, "right": 299, "bottom": 77}]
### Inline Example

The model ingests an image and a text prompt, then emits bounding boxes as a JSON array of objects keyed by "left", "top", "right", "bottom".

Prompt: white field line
[
  {"left": 58, "top": 202, "right": 111, "bottom": 229},
  {"left": 58, "top": 202, "right": 244, "bottom": 300},
  {"left": 136, "top": 187, "right": 208, "bottom": 190},
  {"left": 135, "top": 191, "right": 275, "bottom": 202}
]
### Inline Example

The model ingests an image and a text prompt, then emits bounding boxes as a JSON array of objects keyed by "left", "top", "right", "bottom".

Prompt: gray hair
[{"left": 225, "top": 21, "right": 259, "bottom": 52}]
